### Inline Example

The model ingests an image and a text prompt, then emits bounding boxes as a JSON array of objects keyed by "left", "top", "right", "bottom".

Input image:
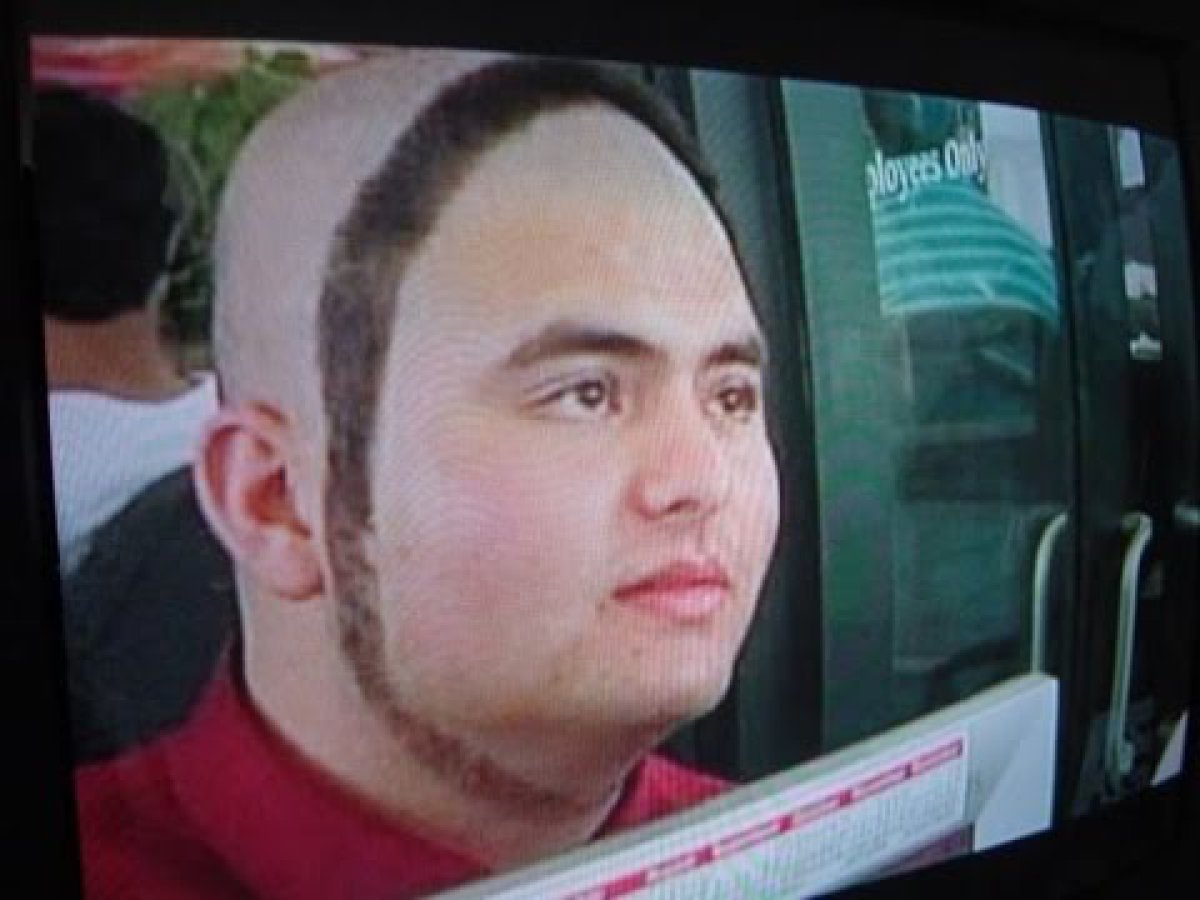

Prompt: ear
[{"left": 194, "top": 403, "right": 324, "bottom": 601}]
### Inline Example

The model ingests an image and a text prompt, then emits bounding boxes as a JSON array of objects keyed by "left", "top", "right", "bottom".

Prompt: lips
[{"left": 613, "top": 560, "right": 732, "bottom": 622}]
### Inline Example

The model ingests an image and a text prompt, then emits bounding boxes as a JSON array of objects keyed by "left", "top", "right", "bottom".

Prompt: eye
[
  {"left": 572, "top": 379, "right": 611, "bottom": 410},
  {"left": 710, "top": 379, "right": 760, "bottom": 422},
  {"left": 539, "top": 373, "right": 623, "bottom": 419}
]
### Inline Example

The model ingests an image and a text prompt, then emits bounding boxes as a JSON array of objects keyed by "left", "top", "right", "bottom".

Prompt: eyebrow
[{"left": 502, "top": 320, "right": 766, "bottom": 371}]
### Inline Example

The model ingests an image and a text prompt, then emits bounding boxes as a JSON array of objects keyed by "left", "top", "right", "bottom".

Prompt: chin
[{"left": 625, "top": 656, "right": 735, "bottom": 728}]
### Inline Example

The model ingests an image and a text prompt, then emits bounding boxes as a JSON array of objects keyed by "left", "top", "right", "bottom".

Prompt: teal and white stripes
[{"left": 870, "top": 180, "right": 1058, "bottom": 323}]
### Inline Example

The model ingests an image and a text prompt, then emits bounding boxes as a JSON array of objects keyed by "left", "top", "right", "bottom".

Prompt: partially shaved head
[
  {"left": 213, "top": 48, "right": 746, "bottom": 589},
  {"left": 213, "top": 50, "right": 739, "bottom": 524},
  {"left": 194, "top": 47, "right": 784, "bottom": 861},
  {"left": 213, "top": 49, "right": 501, "bottom": 431}
]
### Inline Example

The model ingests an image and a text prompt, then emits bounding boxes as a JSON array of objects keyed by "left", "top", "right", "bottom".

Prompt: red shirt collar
[{"left": 105, "top": 662, "right": 728, "bottom": 899}]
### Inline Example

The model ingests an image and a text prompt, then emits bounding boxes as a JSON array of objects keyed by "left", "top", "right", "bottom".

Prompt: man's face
[{"left": 350, "top": 105, "right": 779, "bottom": 754}]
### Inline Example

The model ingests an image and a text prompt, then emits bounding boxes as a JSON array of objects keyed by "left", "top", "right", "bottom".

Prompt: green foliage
[{"left": 131, "top": 47, "right": 316, "bottom": 358}]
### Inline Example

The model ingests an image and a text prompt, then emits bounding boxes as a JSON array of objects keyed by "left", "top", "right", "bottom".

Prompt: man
[
  {"left": 36, "top": 86, "right": 218, "bottom": 573},
  {"left": 75, "top": 49, "right": 780, "bottom": 899}
]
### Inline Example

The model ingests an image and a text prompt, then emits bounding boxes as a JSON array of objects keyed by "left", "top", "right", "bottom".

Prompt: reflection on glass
[{"left": 861, "top": 90, "right": 1068, "bottom": 729}]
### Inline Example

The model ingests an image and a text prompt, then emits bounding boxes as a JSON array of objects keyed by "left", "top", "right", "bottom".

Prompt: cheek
[
  {"left": 378, "top": 440, "right": 617, "bottom": 674},
  {"left": 437, "top": 423, "right": 621, "bottom": 572},
  {"left": 730, "top": 444, "right": 781, "bottom": 575}
]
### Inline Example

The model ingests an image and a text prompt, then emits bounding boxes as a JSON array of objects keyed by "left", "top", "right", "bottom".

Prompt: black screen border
[{"left": 4, "top": 3, "right": 1200, "bottom": 898}]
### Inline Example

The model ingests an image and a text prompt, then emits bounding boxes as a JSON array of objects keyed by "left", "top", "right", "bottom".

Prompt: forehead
[{"left": 393, "top": 104, "right": 755, "bottom": 351}]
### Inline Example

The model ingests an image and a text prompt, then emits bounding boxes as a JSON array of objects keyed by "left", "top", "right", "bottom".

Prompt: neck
[
  {"left": 44, "top": 309, "right": 188, "bottom": 401},
  {"left": 241, "top": 621, "right": 667, "bottom": 870}
]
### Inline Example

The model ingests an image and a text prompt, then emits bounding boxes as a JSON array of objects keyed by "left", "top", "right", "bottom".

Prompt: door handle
[
  {"left": 1031, "top": 511, "right": 1068, "bottom": 673},
  {"left": 1104, "top": 512, "right": 1154, "bottom": 790},
  {"left": 1175, "top": 501, "right": 1200, "bottom": 532}
]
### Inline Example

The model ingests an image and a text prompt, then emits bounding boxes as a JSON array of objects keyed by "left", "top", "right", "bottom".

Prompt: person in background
[{"left": 34, "top": 85, "right": 218, "bottom": 573}]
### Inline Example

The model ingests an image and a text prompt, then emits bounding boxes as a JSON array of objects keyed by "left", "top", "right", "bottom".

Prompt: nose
[{"left": 626, "top": 398, "right": 727, "bottom": 525}]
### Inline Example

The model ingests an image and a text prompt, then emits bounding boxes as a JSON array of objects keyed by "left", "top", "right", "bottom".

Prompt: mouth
[{"left": 612, "top": 560, "right": 733, "bottom": 623}]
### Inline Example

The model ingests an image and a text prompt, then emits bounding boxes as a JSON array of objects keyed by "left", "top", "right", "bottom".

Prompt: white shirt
[{"left": 48, "top": 375, "right": 219, "bottom": 574}]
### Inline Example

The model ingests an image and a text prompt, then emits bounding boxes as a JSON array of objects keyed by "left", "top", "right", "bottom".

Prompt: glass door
[
  {"left": 1045, "top": 118, "right": 1200, "bottom": 815},
  {"left": 653, "top": 64, "right": 1197, "bottom": 844}
]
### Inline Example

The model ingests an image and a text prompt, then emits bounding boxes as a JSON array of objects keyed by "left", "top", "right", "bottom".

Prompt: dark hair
[
  {"left": 33, "top": 86, "right": 177, "bottom": 321},
  {"left": 318, "top": 58, "right": 752, "bottom": 550}
]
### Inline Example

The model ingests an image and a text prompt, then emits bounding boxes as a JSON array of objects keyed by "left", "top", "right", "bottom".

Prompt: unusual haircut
[
  {"left": 314, "top": 59, "right": 758, "bottom": 781},
  {"left": 318, "top": 58, "right": 753, "bottom": 550}
]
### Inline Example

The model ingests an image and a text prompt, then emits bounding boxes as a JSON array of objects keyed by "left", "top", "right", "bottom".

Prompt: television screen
[{"left": 8, "top": 6, "right": 1200, "bottom": 899}]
